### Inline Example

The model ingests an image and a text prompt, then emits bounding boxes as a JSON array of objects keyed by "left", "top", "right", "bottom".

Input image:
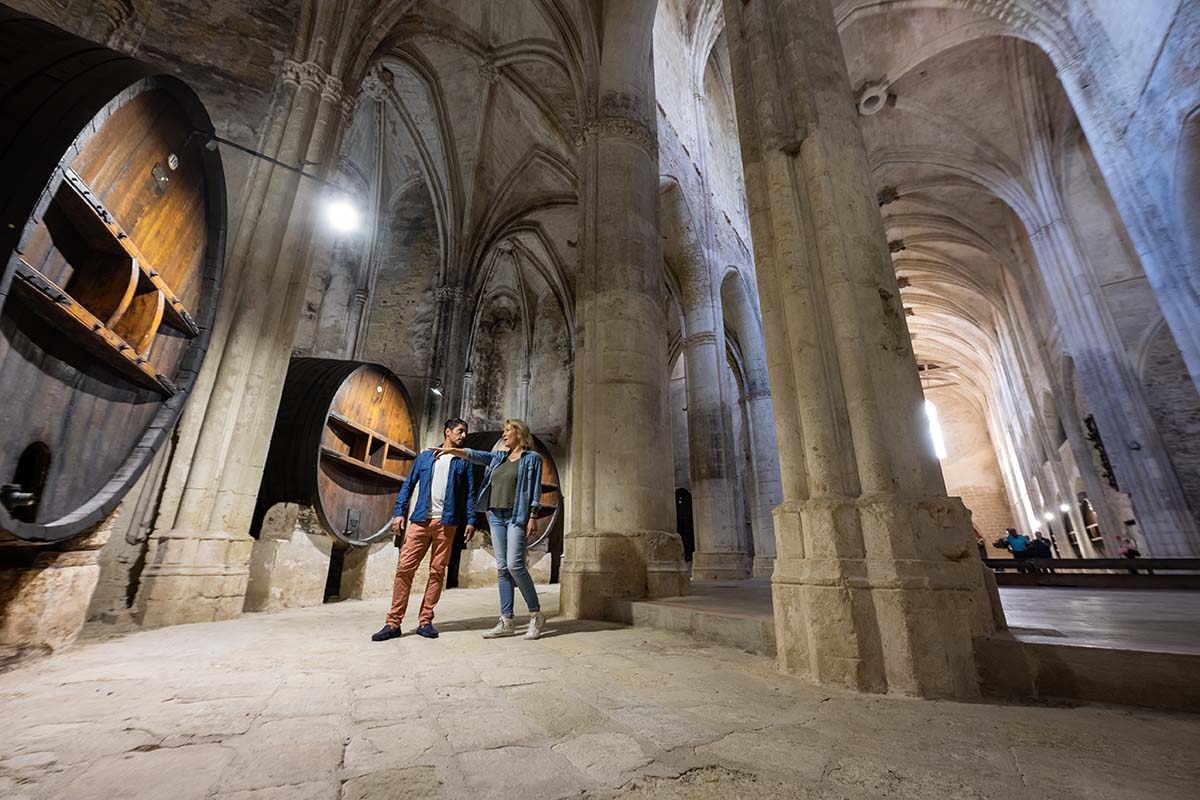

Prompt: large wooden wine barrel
[
  {"left": 463, "top": 431, "right": 562, "bottom": 549},
  {"left": 0, "top": 6, "right": 226, "bottom": 543},
  {"left": 255, "top": 359, "right": 418, "bottom": 546}
]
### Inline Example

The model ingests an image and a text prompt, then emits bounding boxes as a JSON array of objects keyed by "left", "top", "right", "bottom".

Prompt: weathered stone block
[{"left": 0, "top": 512, "right": 116, "bottom": 669}]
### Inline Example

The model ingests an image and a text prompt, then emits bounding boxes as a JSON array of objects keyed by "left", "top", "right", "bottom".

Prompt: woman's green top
[{"left": 488, "top": 457, "right": 520, "bottom": 510}]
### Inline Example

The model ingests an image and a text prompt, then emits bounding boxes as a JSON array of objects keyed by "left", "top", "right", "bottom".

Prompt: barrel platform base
[
  {"left": 0, "top": 511, "right": 118, "bottom": 671},
  {"left": 133, "top": 528, "right": 253, "bottom": 628}
]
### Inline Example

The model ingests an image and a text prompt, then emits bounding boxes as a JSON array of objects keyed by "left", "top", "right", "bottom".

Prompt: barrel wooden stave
[
  {"left": 256, "top": 359, "right": 417, "bottom": 546},
  {"left": 0, "top": 6, "right": 225, "bottom": 543}
]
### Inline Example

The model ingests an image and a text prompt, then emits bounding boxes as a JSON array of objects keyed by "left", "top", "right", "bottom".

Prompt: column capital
[
  {"left": 281, "top": 59, "right": 328, "bottom": 93},
  {"left": 685, "top": 331, "right": 719, "bottom": 349},
  {"left": 434, "top": 285, "right": 464, "bottom": 303},
  {"left": 322, "top": 74, "right": 344, "bottom": 104},
  {"left": 575, "top": 115, "right": 657, "bottom": 154}
]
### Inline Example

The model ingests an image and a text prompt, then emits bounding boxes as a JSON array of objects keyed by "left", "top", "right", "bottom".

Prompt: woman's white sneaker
[
  {"left": 525, "top": 611, "right": 545, "bottom": 640},
  {"left": 482, "top": 616, "right": 515, "bottom": 638}
]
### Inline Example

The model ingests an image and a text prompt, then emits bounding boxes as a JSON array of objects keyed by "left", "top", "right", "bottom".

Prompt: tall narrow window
[{"left": 925, "top": 400, "right": 948, "bottom": 459}]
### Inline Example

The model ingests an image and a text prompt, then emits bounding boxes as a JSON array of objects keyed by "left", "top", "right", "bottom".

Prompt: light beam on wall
[{"left": 924, "top": 400, "right": 947, "bottom": 460}]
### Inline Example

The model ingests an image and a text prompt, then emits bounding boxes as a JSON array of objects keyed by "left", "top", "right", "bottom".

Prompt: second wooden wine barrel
[
  {"left": 255, "top": 359, "right": 418, "bottom": 546},
  {"left": 463, "top": 431, "right": 562, "bottom": 549},
  {"left": 0, "top": 6, "right": 226, "bottom": 543}
]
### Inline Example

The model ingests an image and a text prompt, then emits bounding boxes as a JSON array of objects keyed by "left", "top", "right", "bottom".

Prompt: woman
[{"left": 435, "top": 419, "right": 545, "bottom": 639}]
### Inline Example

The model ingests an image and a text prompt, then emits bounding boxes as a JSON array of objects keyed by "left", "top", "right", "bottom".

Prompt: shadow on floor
[{"left": 424, "top": 615, "right": 626, "bottom": 637}]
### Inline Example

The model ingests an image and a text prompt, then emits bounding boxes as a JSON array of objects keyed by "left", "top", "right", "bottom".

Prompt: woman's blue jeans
[{"left": 487, "top": 509, "right": 541, "bottom": 617}]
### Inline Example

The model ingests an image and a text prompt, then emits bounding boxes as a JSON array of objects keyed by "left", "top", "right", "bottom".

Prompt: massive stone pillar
[
  {"left": 134, "top": 56, "right": 353, "bottom": 627},
  {"left": 723, "top": 0, "right": 999, "bottom": 698},
  {"left": 661, "top": 186, "right": 749, "bottom": 580},
  {"left": 681, "top": 329, "right": 749, "bottom": 579},
  {"left": 721, "top": 273, "right": 784, "bottom": 576},
  {"left": 561, "top": 0, "right": 689, "bottom": 619}
]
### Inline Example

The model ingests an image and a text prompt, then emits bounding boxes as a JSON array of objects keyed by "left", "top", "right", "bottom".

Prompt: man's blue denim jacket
[
  {"left": 461, "top": 448, "right": 543, "bottom": 527},
  {"left": 392, "top": 450, "right": 476, "bottom": 526}
]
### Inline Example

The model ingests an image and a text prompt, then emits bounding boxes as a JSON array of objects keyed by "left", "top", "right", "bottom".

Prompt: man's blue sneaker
[
  {"left": 415, "top": 623, "right": 439, "bottom": 639},
  {"left": 371, "top": 625, "right": 402, "bottom": 641}
]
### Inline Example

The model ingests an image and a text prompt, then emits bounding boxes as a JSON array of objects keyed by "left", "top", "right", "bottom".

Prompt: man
[
  {"left": 1003, "top": 527, "right": 1031, "bottom": 573},
  {"left": 372, "top": 418, "right": 476, "bottom": 641}
]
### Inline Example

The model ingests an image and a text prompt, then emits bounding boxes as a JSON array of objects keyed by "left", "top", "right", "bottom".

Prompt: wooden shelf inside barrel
[
  {"left": 320, "top": 411, "right": 417, "bottom": 484},
  {"left": 57, "top": 168, "right": 199, "bottom": 336},
  {"left": 11, "top": 257, "right": 177, "bottom": 394},
  {"left": 8, "top": 167, "right": 200, "bottom": 396},
  {"left": 327, "top": 412, "right": 417, "bottom": 459},
  {"left": 319, "top": 446, "right": 406, "bottom": 483}
]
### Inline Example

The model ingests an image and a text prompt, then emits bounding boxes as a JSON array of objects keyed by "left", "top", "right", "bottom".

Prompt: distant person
[
  {"left": 1029, "top": 532, "right": 1054, "bottom": 573},
  {"left": 1119, "top": 535, "right": 1143, "bottom": 574},
  {"left": 1118, "top": 536, "right": 1141, "bottom": 559},
  {"left": 371, "top": 418, "right": 477, "bottom": 642},
  {"left": 435, "top": 418, "right": 546, "bottom": 640},
  {"left": 1003, "top": 527, "right": 1032, "bottom": 573}
]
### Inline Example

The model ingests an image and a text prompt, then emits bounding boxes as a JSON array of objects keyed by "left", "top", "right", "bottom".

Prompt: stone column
[
  {"left": 720, "top": 274, "right": 784, "bottom": 577},
  {"left": 134, "top": 58, "right": 352, "bottom": 627},
  {"left": 346, "top": 288, "right": 370, "bottom": 359},
  {"left": 723, "top": 0, "right": 999, "bottom": 698},
  {"left": 422, "top": 285, "right": 471, "bottom": 445},
  {"left": 745, "top": 385, "right": 783, "bottom": 576},
  {"left": 519, "top": 373, "right": 532, "bottom": 421},
  {"left": 560, "top": 0, "right": 689, "bottom": 619},
  {"left": 682, "top": 330, "right": 750, "bottom": 579}
]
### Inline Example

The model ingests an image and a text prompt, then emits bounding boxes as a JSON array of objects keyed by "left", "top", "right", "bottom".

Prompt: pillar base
[
  {"left": 245, "top": 505, "right": 333, "bottom": 612},
  {"left": 134, "top": 528, "right": 253, "bottom": 628},
  {"left": 561, "top": 528, "right": 689, "bottom": 620},
  {"left": 771, "top": 495, "right": 1001, "bottom": 699},
  {"left": 691, "top": 550, "right": 752, "bottom": 580},
  {"left": 1, "top": 513, "right": 117, "bottom": 670}
]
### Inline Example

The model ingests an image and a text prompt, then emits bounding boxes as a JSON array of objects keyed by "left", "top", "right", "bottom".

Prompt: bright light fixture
[
  {"left": 429, "top": 384, "right": 444, "bottom": 397},
  {"left": 1043, "top": 512, "right": 1054, "bottom": 522},
  {"left": 325, "top": 195, "right": 360, "bottom": 234},
  {"left": 1059, "top": 503, "right": 1071, "bottom": 513}
]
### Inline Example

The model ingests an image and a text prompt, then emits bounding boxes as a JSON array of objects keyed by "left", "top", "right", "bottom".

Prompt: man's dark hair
[{"left": 444, "top": 417, "right": 468, "bottom": 433}]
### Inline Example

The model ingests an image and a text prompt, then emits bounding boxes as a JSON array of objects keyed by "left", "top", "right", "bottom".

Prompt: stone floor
[
  {"left": 3, "top": 586, "right": 1200, "bottom": 800},
  {"left": 632, "top": 579, "right": 1200, "bottom": 655},
  {"left": 999, "top": 586, "right": 1200, "bottom": 654}
]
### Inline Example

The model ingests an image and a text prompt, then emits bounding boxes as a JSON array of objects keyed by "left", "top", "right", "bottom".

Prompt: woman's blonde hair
[{"left": 504, "top": 418, "right": 535, "bottom": 451}]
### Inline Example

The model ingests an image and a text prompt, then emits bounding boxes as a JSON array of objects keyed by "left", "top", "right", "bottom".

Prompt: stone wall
[
  {"left": 929, "top": 389, "right": 1017, "bottom": 553},
  {"left": 1141, "top": 326, "right": 1200, "bottom": 530}
]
